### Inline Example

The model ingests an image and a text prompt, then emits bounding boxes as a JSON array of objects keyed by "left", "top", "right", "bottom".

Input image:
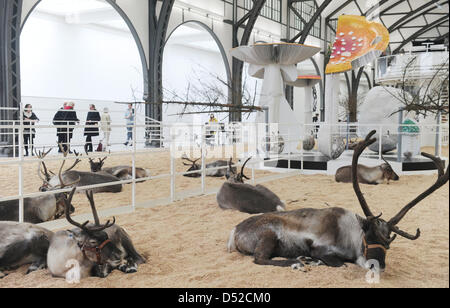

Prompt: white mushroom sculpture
[{"left": 231, "top": 43, "right": 321, "bottom": 153}]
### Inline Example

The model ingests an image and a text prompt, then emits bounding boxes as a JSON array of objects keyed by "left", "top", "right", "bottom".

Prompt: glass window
[
  {"left": 243, "top": 0, "right": 281, "bottom": 23},
  {"left": 292, "top": 1, "right": 322, "bottom": 39}
]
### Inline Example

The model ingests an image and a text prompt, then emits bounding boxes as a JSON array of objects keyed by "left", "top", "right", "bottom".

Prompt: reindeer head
[
  {"left": 380, "top": 156, "right": 400, "bottom": 183},
  {"left": 54, "top": 193, "right": 75, "bottom": 219},
  {"left": 353, "top": 131, "right": 449, "bottom": 270},
  {"left": 182, "top": 155, "right": 201, "bottom": 178},
  {"left": 226, "top": 157, "right": 251, "bottom": 183},
  {"left": 37, "top": 145, "right": 81, "bottom": 192},
  {"left": 89, "top": 157, "right": 107, "bottom": 173},
  {"left": 63, "top": 188, "right": 122, "bottom": 270},
  {"left": 35, "top": 146, "right": 80, "bottom": 217}
]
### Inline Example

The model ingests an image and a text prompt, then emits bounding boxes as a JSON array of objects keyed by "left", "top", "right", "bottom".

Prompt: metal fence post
[
  {"left": 201, "top": 124, "right": 206, "bottom": 194},
  {"left": 397, "top": 108, "right": 403, "bottom": 162},
  {"left": 379, "top": 125, "right": 383, "bottom": 160},
  {"left": 19, "top": 104, "right": 24, "bottom": 223},
  {"left": 132, "top": 117, "right": 137, "bottom": 211},
  {"left": 435, "top": 111, "right": 441, "bottom": 157}
]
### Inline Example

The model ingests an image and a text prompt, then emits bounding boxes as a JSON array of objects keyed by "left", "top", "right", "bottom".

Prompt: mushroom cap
[
  {"left": 231, "top": 43, "right": 321, "bottom": 66},
  {"left": 250, "top": 66, "right": 321, "bottom": 87},
  {"left": 286, "top": 75, "right": 321, "bottom": 87},
  {"left": 326, "top": 15, "right": 389, "bottom": 74}
]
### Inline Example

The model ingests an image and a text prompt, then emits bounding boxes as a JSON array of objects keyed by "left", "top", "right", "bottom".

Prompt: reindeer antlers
[
  {"left": 64, "top": 187, "right": 115, "bottom": 234},
  {"left": 352, "top": 130, "right": 377, "bottom": 218},
  {"left": 56, "top": 144, "right": 81, "bottom": 189},
  {"left": 35, "top": 148, "right": 54, "bottom": 184},
  {"left": 240, "top": 157, "right": 252, "bottom": 180},
  {"left": 353, "top": 131, "right": 449, "bottom": 241},
  {"left": 84, "top": 190, "right": 116, "bottom": 232},
  {"left": 182, "top": 154, "right": 201, "bottom": 166},
  {"left": 387, "top": 152, "right": 449, "bottom": 238}
]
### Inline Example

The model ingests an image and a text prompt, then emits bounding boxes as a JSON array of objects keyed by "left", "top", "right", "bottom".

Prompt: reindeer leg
[
  {"left": 297, "top": 256, "right": 325, "bottom": 266},
  {"left": 118, "top": 258, "right": 138, "bottom": 274},
  {"left": 310, "top": 246, "right": 346, "bottom": 268},
  {"left": 253, "top": 231, "right": 305, "bottom": 269},
  {"left": 26, "top": 258, "right": 47, "bottom": 274},
  {"left": 91, "top": 263, "right": 114, "bottom": 278}
]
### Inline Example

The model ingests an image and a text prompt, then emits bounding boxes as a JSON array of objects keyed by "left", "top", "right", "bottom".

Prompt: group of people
[{"left": 20, "top": 102, "right": 135, "bottom": 156}]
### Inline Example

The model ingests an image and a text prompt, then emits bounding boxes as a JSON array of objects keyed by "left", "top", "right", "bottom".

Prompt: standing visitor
[
  {"left": 84, "top": 104, "right": 101, "bottom": 153},
  {"left": 22, "top": 104, "right": 39, "bottom": 156},
  {"left": 100, "top": 107, "right": 111, "bottom": 151},
  {"left": 53, "top": 102, "right": 79, "bottom": 153},
  {"left": 124, "top": 103, "right": 134, "bottom": 146}
]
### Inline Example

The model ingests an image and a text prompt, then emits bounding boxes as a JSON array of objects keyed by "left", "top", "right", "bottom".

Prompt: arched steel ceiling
[{"left": 321, "top": 0, "right": 449, "bottom": 53}]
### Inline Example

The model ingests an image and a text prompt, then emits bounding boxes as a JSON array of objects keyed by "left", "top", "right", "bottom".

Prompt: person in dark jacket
[
  {"left": 23, "top": 104, "right": 39, "bottom": 156},
  {"left": 53, "top": 102, "right": 79, "bottom": 153},
  {"left": 84, "top": 104, "right": 101, "bottom": 152}
]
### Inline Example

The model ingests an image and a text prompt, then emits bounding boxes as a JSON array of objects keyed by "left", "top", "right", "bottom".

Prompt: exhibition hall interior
[{"left": 0, "top": 0, "right": 448, "bottom": 288}]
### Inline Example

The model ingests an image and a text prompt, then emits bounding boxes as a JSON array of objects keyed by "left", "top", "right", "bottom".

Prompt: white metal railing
[
  {"left": 375, "top": 51, "right": 449, "bottom": 85},
  {"left": 0, "top": 103, "right": 448, "bottom": 229}
]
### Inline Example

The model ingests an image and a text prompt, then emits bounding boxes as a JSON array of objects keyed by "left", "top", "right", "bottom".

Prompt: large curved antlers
[
  {"left": 64, "top": 188, "right": 115, "bottom": 234},
  {"left": 84, "top": 190, "right": 116, "bottom": 232},
  {"left": 387, "top": 152, "right": 449, "bottom": 239},
  {"left": 35, "top": 148, "right": 53, "bottom": 183},
  {"left": 352, "top": 130, "right": 377, "bottom": 218},
  {"left": 228, "top": 157, "right": 236, "bottom": 175},
  {"left": 64, "top": 187, "right": 90, "bottom": 230},
  {"left": 181, "top": 154, "right": 200, "bottom": 166},
  {"left": 240, "top": 157, "right": 252, "bottom": 180}
]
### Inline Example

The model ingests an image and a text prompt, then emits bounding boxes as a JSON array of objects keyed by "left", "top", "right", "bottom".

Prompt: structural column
[
  {"left": 145, "top": 0, "right": 174, "bottom": 147},
  {"left": 0, "top": 0, "right": 22, "bottom": 156}
]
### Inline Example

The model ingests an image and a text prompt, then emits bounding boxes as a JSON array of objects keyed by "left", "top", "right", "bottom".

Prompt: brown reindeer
[
  {"left": 182, "top": 154, "right": 235, "bottom": 178},
  {"left": 335, "top": 156, "right": 400, "bottom": 185},
  {"left": 0, "top": 148, "right": 76, "bottom": 223},
  {"left": 47, "top": 188, "right": 145, "bottom": 279},
  {"left": 39, "top": 145, "right": 122, "bottom": 193},
  {"left": 217, "top": 158, "right": 285, "bottom": 214},
  {"left": 227, "top": 131, "right": 448, "bottom": 271},
  {"left": 88, "top": 156, "right": 150, "bottom": 181}
]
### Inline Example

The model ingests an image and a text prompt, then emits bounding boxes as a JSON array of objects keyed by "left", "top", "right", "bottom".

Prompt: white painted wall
[
  {"left": 20, "top": 10, "right": 146, "bottom": 150},
  {"left": 162, "top": 44, "right": 227, "bottom": 125},
  {"left": 21, "top": 11, "right": 144, "bottom": 102}
]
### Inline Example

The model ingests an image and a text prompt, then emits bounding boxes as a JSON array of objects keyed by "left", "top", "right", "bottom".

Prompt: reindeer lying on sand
[
  {"left": 1, "top": 189, "right": 145, "bottom": 280},
  {"left": 217, "top": 158, "right": 285, "bottom": 214},
  {"left": 227, "top": 131, "right": 448, "bottom": 271},
  {"left": 0, "top": 222, "right": 53, "bottom": 278},
  {"left": 0, "top": 194, "right": 74, "bottom": 224},
  {"left": 38, "top": 147, "right": 122, "bottom": 194},
  {"left": 182, "top": 155, "right": 236, "bottom": 178},
  {"left": 0, "top": 149, "right": 76, "bottom": 223},
  {"left": 47, "top": 189, "right": 145, "bottom": 279},
  {"left": 335, "top": 155, "right": 399, "bottom": 185},
  {"left": 87, "top": 156, "right": 150, "bottom": 181}
]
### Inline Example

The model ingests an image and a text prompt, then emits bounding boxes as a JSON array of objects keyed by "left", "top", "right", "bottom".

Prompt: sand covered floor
[{"left": 1, "top": 170, "right": 448, "bottom": 288}]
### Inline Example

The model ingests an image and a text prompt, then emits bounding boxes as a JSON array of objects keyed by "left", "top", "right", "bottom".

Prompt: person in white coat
[{"left": 100, "top": 107, "right": 112, "bottom": 151}]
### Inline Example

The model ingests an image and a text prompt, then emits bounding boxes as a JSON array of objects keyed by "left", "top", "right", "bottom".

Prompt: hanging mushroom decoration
[
  {"left": 318, "top": 15, "right": 390, "bottom": 160},
  {"left": 326, "top": 15, "right": 390, "bottom": 74}
]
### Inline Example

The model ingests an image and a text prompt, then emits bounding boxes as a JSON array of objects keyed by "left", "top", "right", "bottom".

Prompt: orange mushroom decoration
[{"left": 325, "top": 15, "right": 389, "bottom": 74}]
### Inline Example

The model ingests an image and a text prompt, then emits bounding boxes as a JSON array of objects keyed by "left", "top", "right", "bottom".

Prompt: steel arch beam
[
  {"left": 20, "top": 0, "right": 149, "bottom": 101},
  {"left": 231, "top": 0, "right": 266, "bottom": 122},
  {"left": 164, "top": 20, "right": 232, "bottom": 96},
  {"left": 371, "top": 0, "right": 409, "bottom": 20},
  {"left": 326, "top": 0, "right": 355, "bottom": 20},
  {"left": 0, "top": 0, "right": 22, "bottom": 156},
  {"left": 393, "top": 16, "right": 449, "bottom": 53},
  {"left": 364, "top": 0, "right": 390, "bottom": 17},
  {"left": 147, "top": 0, "right": 174, "bottom": 125},
  {"left": 388, "top": 0, "right": 443, "bottom": 33},
  {"left": 291, "top": 0, "right": 331, "bottom": 44}
]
